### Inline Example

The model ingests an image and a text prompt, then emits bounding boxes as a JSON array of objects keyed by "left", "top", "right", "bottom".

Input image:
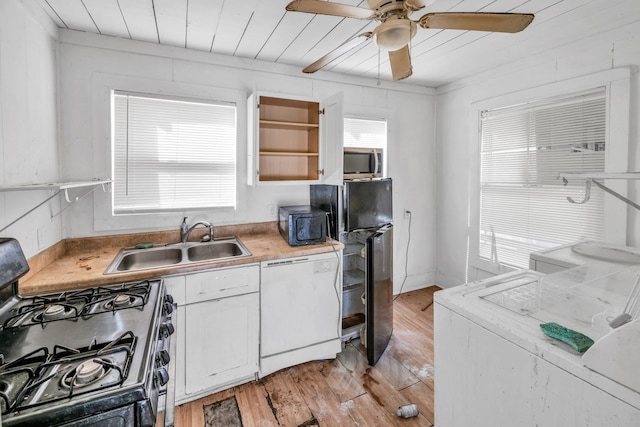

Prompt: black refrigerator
[{"left": 311, "top": 178, "right": 393, "bottom": 365}]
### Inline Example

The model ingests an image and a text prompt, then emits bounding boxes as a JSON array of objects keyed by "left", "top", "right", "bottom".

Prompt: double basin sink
[{"left": 104, "top": 237, "right": 251, "bottom": 274}]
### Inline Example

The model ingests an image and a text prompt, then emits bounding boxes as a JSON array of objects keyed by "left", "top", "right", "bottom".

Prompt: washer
[{"left": 435, "top": 257, "right": 640, "bottom": 426}]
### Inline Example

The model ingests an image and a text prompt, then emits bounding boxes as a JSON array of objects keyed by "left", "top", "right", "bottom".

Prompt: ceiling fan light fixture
[{"left": 375, "top": 18, "right": 416, "bottom": 51}]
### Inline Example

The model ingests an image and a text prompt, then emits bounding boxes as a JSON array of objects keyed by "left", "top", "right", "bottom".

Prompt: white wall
[
  {"left": 54, "top": 31, "right": 437, "bottom": 294},
  {"left": 435, "top": 20, "right": 640, "bottom": 288},
  {"left": 2, "top": 0, "right": 437, "bottom": 293},
  {"left": 0, "top": 0, "right": 60, "bottom": 257}
]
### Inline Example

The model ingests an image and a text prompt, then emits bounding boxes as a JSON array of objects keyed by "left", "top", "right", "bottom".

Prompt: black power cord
[
  {"left": 393, "top": 210, "right": 411, "bottom": 301},
  {"left": 326, "top": 212, "right": 342, "bottom": 339}
]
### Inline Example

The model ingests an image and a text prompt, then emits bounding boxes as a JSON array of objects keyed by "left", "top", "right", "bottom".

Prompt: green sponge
[
  {"left": 135, "top": 243, "right": 154, "bottom": 249},
  {"left": 539, "top": 322, "right": 594, "bottom": 353}
]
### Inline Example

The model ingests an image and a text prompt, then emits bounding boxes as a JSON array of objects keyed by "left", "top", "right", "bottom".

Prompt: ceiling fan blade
[
  {"left": 303, "top": 32, "right": 373, "bottom": 74},
  {"left": 388, "top": 45, "right": 412, "bottom": 81},
  {"left": 418, "top": 12, "right": 534, "bottom": 33},
  {"left": 286, "top": 0, "right": 376, "bottom": 20}
]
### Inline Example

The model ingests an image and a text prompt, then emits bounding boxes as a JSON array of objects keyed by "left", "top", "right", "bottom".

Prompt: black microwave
[
  {"left": 278, "top": 206, "right": 327, "bottom": 246},
  {"left": 343, "top": 147, "right": 383, "bottom": 180}
]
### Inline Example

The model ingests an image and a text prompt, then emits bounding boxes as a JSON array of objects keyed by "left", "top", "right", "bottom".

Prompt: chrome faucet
[{"left": 180, "top": 218, "right": 214, "bottom": 243}]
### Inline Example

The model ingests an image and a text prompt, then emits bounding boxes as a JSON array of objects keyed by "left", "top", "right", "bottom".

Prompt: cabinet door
[
  {"left": 184, "top": 292, "right": 259, "bottom": 395},
  {"left": 320, "top": 91, "right": 344, "bottom": 185},
  {"left": 247, "top": 92, "right": 258, "bottom": 186}
]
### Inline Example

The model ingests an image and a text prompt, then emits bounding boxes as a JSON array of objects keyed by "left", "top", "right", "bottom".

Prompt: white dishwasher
[{"left": 259, "top": 251, "right": 342, "bottom": 377}]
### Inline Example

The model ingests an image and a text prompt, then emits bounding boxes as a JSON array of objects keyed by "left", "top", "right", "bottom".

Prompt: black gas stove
[{"left": 0, "top": 238, "right": 176, "bottom": 427}]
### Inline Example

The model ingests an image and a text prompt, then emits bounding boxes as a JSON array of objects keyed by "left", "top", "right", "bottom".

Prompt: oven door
[{"left": 343, "top": 148, "right": 383, "bottom": 180}]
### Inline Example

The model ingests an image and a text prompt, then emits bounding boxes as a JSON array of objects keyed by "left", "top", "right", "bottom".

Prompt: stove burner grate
[
  {"left": 1, "top": 280, "right": 153, "bottom": 329},
  {"left": 0, "top": 332, "right": 136, "bottom": 416}
]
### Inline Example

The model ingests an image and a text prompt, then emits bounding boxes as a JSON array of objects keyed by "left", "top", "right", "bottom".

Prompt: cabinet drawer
[{"left": 185, "top": 265, "right": 259, "bottom": 304}]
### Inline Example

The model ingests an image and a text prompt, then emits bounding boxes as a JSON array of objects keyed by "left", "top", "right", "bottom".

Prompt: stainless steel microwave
[{"left": 343, "top": 147, "right": 383, "bottom": 180}]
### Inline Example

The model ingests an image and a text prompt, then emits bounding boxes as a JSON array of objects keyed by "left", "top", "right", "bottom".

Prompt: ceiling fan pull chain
[{"left": 377, "top": 45, "right": 381, "bottom": 86}]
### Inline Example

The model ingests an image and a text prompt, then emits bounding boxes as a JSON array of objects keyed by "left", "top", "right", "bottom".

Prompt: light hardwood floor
[{"left": 174, "top": 286, "right": 439, "bottom": 427}]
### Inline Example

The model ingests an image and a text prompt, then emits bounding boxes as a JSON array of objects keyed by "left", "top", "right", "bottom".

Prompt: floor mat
[{"left": 203, "top": 396, "right": 243, "bottom": 427}]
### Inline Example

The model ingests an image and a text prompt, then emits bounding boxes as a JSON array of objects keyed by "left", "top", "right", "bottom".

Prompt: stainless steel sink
[
  {"left": 187, "top": 241, "right": 245, "bottom": 262},
  {"left": 105, "top": 237, "right": 251, "bottom": 274},
  {"left": 114, "top": 248, "right": 183, "bottom": 272}
]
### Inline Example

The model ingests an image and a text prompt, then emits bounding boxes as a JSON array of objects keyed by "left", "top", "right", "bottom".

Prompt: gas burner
[
  {"left": 82, "top": 281, "right": 152, "bottom": 315},
  {"left": 43, "top": 305, "right": 66, "bottom": 320},
  {"left": 105, "top": 294, "right": 134, "bottom": 310},
  {"left": 32, "top": 304, "right": 78, "bottom": 323},
  {"left": 114, "top": 294, "right": 131, "bottom": 306},
  {"left": 62, "top": 359, "right": 109, "bottom": 388}
]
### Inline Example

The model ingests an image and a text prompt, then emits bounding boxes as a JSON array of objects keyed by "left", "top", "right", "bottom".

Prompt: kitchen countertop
[{"left": 19, "top": 222, "right": 343, "bottom": 296}]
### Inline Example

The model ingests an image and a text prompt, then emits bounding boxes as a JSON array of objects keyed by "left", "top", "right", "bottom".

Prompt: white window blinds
[
  {"left": 113, "top": 92, "right": 237, "bottom": 214},
  {"left": 344, "top": 117, "right": 387, "bottom": 149},
  {"left": 479, "top": 88, "right": 606, "bottom": 268}
]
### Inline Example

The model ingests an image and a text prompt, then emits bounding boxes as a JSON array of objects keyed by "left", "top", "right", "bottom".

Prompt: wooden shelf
[
  {"left": 259, "top": 151, "right": 319, "bottom": 157},
  {"left": 255, "top": 95, "right": 321, "bottom": 182},
  {"left": 260, "top": 120, "right": 319, "bottom": 130},
  {"left": 259, "top": 175, "right": 318, "bottom": 182},
  {"left": 0, "top": 179, "right": 111, "bottom": 192}
]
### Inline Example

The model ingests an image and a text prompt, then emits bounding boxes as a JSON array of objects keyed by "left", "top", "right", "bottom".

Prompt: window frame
[
  {"left": 111, "top": 90, "right": 238, "bottom": 215},
  {"left": 91, "top": 74, "right": 248, "bottom": 232},
  {"left": 343, "top": 115, "right": 389, "bottom": 178},
  {"left": 468, "top": 68, "right": 631, "bottom": 275}
]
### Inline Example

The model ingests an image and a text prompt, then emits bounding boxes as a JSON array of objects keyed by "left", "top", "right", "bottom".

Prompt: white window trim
[
  {"left": 343, "top": 104, "right": 394, "bottom": 178},
  {"left": 468, "top": 68, "right": 631, "bottom": 275},
  {"left": 112, "top": 90, "right": 237, "bottom": 214},
  {"left": 91, "top": 73, "right": 248, "bottom": 232},
  {"left": 344, "top": 115, "right": 389, "bottom": 178}
]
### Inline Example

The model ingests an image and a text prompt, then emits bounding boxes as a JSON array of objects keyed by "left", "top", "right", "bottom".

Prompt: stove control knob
[
  {"left": 163, "top": 302, "right": 174, "bottom": 315},
  {"left": 165, "top": 294, "right": 174, "bottom": 304},
  {"left": 157, "top": 349, "right": 170, "bottom": 366},
  {"left": 160, "top": 322, "right": 175, "bottom": 338},
  {"left": 156, "top": 368, "right": 169, "bottom": 386}
]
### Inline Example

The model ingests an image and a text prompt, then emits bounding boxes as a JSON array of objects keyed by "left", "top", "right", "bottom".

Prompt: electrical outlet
[
  {"left": 404, "top": 209, "right": 411, "bottom": 218},
  {"left": 268, "top": 204, "right": 277, "bottom": 217}
]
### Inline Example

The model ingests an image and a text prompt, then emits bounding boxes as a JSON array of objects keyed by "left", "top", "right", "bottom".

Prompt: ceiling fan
[{"left": 285, "top": 0, "right": 534, "bottom": 80}]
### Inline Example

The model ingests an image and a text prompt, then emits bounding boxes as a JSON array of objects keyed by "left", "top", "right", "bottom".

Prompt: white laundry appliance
[
  {"left": 529, "top": 240, "right": 640, "bottom": 273},
  {"left": 435, "top": 242, "right": 640, "bottom": 427}
]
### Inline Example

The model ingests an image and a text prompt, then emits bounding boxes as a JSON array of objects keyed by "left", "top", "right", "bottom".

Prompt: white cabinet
[
  {"left": 247, "top": 91, "right": 343, "bottom": 186},
  {"left": 163, "top": 264, "right": 260, "bottom": 404},
  {"left": 184, "top": 292, "right": 259, "bottom": 394},
  {"left": 259, "top": 251, "right": 343, "bottom": 377}
]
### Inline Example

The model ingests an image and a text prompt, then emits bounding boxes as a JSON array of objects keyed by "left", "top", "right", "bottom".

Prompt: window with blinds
[
  {"left": 479, "top": 88, "right": 606, "bottom": 269},
  {"left": 344, "top": 117, "right": 387, "bottom": 149},
  {"left": 112, "top": 92, "right": 237, "bottom": 215}
]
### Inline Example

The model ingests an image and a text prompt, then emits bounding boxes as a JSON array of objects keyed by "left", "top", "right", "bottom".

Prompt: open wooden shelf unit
[{"left": 257, "top": 96, "right": 320, "bottom": 182}]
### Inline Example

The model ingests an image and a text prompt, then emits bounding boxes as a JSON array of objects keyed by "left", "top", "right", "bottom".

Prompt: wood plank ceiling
[{"left": 29, "top": 0, "right": 640, "bottom": 87}]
